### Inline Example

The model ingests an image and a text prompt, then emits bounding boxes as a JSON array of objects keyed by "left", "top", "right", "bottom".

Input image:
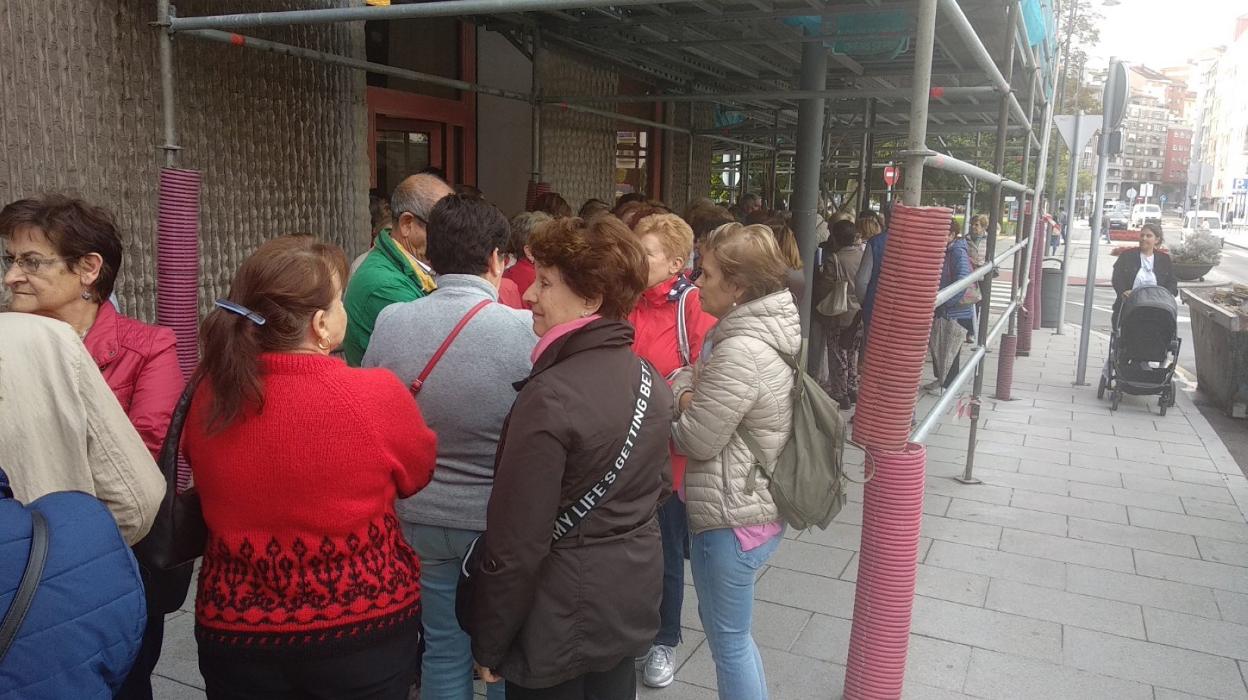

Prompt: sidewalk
[{"left": 150, "top": 326, "right": 1248, "bottom": 700}]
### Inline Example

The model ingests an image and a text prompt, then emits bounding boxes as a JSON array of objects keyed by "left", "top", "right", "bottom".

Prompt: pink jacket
[{"left": 83, "top": 302, "right": 185, "bottom": 459}]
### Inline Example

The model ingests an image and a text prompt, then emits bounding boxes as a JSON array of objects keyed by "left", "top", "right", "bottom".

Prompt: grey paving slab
[
  {"left": 676, "top": 644, "right": 846, "bottom": 700},
  {"left": 985, "top": 578, "right": 1145, "bottom": 638},
  {"left": 1185, "top": 499, "right": 1248, "bottom": 523},
  {"left": 1124, "top": 474, "right": 1237, "bottom": 503},
  {"left": 638, "top": 680, "right": 718, "bottom": 700},
  {"left": 1164, "top": 442, "right": 1218, "bottom": 459},
  {"left": 903, "top": 635, "right": 972, "bottom": 692},
  {"left": 925, "top": 540, "right": 1065, "bottom": 589},
  {"left": 754, "top": 567, "right": 857, "bottom": 620},
  {"left": 975, "top": 468, "right": 1070, "bottom": 496},
  {"left": 766, "top": 538, "right": 855, "bottom": 579},
  {"left": 789, "top": 613, "right": 850, "bottom": 663},
  {"left": 1011, "top": 490, "right": 1129, "bottom": 524},
  {"left": 151, "top": 675, "right": 207, "bottom": 700},
  {"left": 1025, "top": 433, "right": 1115, "bottom": 457},
  {"left": 909, "top": 596, "right": 1063, "bottom": 662},
  {"left": 795, "top": 521, "right": 862, "bottom": 550},
  {"left": 919, "top": 512, "right": 1005, "bottom": 549},
  {"left": 999, "top": 528, "right": 1136, "bottom": 572},
  {"left": 1144, "top": 607, "right": 1248, "bottom": 661},
  {"left": 750, "top": 600, "right": 813, "bottom": 653},
  {"left": 1115, "top": 423, "right": 1204, "bottom": 445},
  {"left": 1171, "top": 466, "right": 1236, "bottom": 487},
  {"left": 1062, "top": 627, "right": 1248, "bottom": 699},
  {"left": 901, "top": 682, "right": 981, "bottom": 700},
  {"left": 1153, "top": 689, "right": 1227, "bottom": 700},
  {"left": 983, "top": 419, "right": 1070, "bottom": 440},
  {"left": 921, "top": 472, "right": 1014, "bottom": 506},
  {"left": 962, "top": 648, "right": 1153, "bottom": 700},
  {"left": 1116, "top": 445, "right": 1218, "bottom": 471},
  {"left": 943, "top": 500, "right": 1068, "bottom": 537},
  {"left": 1065, "top": 564, "right": 1222, "bottom": 618},
  {"left": 1128, "top": 507, "right": 1248, "bottom": 543},
  {"left": 1215, "top": 590, "right": 1248, "bottom": 625},
  {"left": 975, "top": 440, "right": 1071, "bottom": 466},
  {"left": 1197, "top": 538, "right": 1248, "bottom": 567},
  {"left": 1135, "top": 550, "right": 1248, "bottom": 594},
  {"left": 913, "top": 563, "right": 990, "bottom": 607},
  {"left": 154, "top": 610, "right": 204, "bottom": 691},
  {"left": 1068, "top": 517, "right": 1201, "bottom": 557},
  {"left": 1068, "top": 453, "right": 1174, "bottom": 479},
  {"left": 1017, "top": 460, "right": 1124, "bottom": 487},
  {"left": 1068, "top": 482, "right": 1185, "bottom": 513}
]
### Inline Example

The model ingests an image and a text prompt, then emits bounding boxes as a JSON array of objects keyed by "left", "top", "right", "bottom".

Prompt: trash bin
[{"left": 1040, "top": 258, "right": 1063, "bottom": 328}]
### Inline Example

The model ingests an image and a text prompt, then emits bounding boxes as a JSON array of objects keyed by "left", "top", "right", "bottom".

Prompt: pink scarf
[{"left": 531, "top": 315, "right": 602, "bottom": 364}]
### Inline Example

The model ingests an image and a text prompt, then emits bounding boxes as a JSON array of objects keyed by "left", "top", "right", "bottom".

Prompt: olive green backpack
[{"left": 738, "top": 341, "right": 856, "bottom": 530}]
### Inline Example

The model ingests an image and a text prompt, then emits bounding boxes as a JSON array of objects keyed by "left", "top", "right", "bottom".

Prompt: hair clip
[{"left": 214, "top": 299, "right": 267, "bottom": 326}]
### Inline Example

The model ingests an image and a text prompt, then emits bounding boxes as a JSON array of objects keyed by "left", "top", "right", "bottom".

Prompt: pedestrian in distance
[
  {"left": 363, "top": 194, "right": 537, "bottom": 700},
  {"left": 625, "top": 212, "right": 717, "bottom": 689},
  {"left": 463, "top": 215, "right": 673, "bottom": 700},
  {"left": 185, "top": 236, "right": 438, "bottom": 700},
  {"left": 925, "top": 220, "right": 976, "bottom": 396},
  {"left": 816, "top": 219, "right": 865, "bottom": 409},
  {"left": 670, "top": 222, "right": 800, "bottom": 700}
]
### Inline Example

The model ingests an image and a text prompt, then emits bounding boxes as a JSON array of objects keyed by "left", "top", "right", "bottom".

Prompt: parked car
[
  {"left": 1130, "top": 203, "right": 1162, "bottom": 229},
  {"left": 1182, "top": 210, "right": 1225, "bottom": 248},
  {"left": 1108, "top": 204, "right": 1131, "bottom": 230}
]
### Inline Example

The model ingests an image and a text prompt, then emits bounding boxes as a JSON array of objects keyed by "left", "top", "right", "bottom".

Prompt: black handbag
[{"left": 132, "top": 382, "right": 207, "bottom": 614}]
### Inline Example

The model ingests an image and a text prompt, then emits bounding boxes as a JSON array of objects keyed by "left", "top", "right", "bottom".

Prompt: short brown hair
[
  {"left": 0, "top": 194, "right": 123, "bottom": 302},
  {"left": 534, "top": 192, "right": 572, "bottom": 219},
  {"left": 613, "top": 199, "right": 671, "bottom": 229},
  {"left": 528, "top": 215, "right": 647, "bottom": 319},
  {"left": 761, "top": 213, "right": 803, "bottom": 269},
  {"left": 635, "top": 213, "right": 694, "bottom": 262},
  {"left": 685, "top": 203, "right": 736, "bottom": 241},
  {"left": 702, "top": 223, "right": 788, "bottom": 303},
  {"left": 195, "top": 235, "right": 348, "bottom": 431}
]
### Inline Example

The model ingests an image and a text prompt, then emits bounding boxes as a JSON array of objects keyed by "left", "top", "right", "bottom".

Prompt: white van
[
  {"left": 1130, "top": 203, "right": 1162, "bottom": 229},
  {"left": 1182, "top": 210, "right": 1225, "bottom": 247}
]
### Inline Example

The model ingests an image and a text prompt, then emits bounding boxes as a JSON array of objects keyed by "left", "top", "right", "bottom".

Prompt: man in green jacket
[{"left": 344, "top": 173, "right": 454, "bottom": 365}]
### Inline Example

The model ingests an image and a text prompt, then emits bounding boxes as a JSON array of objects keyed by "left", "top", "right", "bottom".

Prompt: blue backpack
[{"left": 0, "top": 468, "right": 146, "bottom": 698}]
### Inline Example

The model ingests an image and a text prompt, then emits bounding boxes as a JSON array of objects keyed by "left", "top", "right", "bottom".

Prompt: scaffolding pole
[
  {"left": 531, "top": 28, "right": 543, "bottom": 183},
  {"left": 791, "top": 41, "right": 828, "bottom": 347},
  {"left": 544, "top": 86, "right": 1000, "bottom": 104},
  {"left": 157, "top": 0, "right": 179, "bottom": 166},
  {"left": 860, "top": 99, "right": 876, "bottom": 210},
  {"left": 169, "top": 0, "right": 675, "bottom": 31},
  {"left": 961, "top": 0, "right": 1019, "bottom": 485},
  {"left": 901, "top": 0, "right": 938, "bottom": 207}
]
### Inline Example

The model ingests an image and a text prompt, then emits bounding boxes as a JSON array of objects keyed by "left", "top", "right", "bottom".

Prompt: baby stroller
[{"left": 1098, "top": 285, "right": 1181, "bottom": 415}]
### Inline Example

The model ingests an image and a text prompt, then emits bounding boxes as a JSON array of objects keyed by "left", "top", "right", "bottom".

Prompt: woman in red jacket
[
  {"left": 1, "top": 194, "right": 185, "bottom": 700},
  {"left": 626, "top": 212, "right": 717, "bottom": 689},
  {"left": 184, "top": 236, "right": 438, "bottom": 700}
]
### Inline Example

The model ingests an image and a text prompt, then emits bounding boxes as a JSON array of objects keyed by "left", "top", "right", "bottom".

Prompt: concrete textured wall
[
  {"left": 0, "top": 0, "right": 368, "bottom": 322},
  {"left": 668, "top": 103, "right": 715, "bottom": 211},
  {"left": 537, "top": 50, "right": 619, "bottom": 211}
]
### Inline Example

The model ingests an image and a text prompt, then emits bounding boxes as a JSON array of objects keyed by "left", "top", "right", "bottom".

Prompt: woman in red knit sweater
[
  {"left": 184, "top": 236, "right": 438, "bottom": 699},
  {"left": 625, "top": 212, "right": 716, "bottom": 689}
]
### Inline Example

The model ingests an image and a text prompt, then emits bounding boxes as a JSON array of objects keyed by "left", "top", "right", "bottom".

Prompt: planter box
[
  {"left": 1173, "top": 262, "right": 1217, "bottom": 282},
  {"left": 1181, "top": 289, "right": 1248, "bottom": 418}
]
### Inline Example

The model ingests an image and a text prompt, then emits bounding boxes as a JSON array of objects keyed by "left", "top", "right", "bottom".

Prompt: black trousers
[
  {"left": 114, "top": 613, "right": 165, "bottom": 700},
  {"left": 198, "top": 624, "right": 421, "bottom": 700},
  {"left": 505, "top": 657, "right": 636, "bottom": 700}
]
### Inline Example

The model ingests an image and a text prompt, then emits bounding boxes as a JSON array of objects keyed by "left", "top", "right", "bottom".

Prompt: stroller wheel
[
  {"left": 1097, "top": 375, "right": 1107, "bottom": 400},
  {"left": 1159, "top": 399, "right": 1168, "bottom": 417},
  {"left": 1111, "top": 390, "right": 1121, "bottom": 412}
]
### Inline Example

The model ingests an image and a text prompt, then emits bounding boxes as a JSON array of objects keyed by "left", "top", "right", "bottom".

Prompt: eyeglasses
[{"left": 1, "top": 254, "right": 71, "bottom": 275}]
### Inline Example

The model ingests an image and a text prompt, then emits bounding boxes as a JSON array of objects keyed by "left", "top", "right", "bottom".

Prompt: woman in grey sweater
[{"left": 364, "top": 194, "right": 538, "bottom": 700}]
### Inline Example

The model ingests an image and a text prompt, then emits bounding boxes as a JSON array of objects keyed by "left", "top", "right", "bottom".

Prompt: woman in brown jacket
[{"left": 465, "top": 215, "right": 674, "bottom": 700}]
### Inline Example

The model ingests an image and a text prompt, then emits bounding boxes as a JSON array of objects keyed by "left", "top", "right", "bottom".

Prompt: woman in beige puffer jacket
[{"left": 671, "top": 222, "right": 799, "bottom": 700}]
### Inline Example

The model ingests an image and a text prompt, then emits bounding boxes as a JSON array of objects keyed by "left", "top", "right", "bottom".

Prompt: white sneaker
[{"left": 642, "top": 644, "right": 676, "bottom": 688}]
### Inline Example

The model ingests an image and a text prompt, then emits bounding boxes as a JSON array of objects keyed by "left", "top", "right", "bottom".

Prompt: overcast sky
[{"left": 1089, "top": 0, "right": 1245, "bottom": 69}]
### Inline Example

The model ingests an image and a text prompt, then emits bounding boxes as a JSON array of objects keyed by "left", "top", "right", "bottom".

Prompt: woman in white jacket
[{"left": 671, "top": 223, "right": 800, "bottom": 700}]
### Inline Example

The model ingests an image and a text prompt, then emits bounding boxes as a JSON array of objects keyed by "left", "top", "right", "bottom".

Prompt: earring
[
  {"left": 316, "top": 337, "right": 330, "bottom": 351},
  {"left": 81, "top": 290, "right": 92, "bottom": 301}
]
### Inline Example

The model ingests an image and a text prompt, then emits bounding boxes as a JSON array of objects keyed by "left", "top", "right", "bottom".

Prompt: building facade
[{"left": 1194, "top": 15, "right": 1248, "bottom": 223}]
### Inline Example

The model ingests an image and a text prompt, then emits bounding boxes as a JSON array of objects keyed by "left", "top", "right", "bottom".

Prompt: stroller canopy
[{"left": 1121, "top": 284, "right": 1179, "bottom": 320}]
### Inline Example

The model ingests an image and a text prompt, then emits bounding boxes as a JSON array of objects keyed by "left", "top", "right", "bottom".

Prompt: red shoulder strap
[{"left": 410, "top": 299, "right": 492, "bottom": 395}]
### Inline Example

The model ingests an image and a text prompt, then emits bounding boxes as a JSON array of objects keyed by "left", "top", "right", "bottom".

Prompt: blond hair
[
  {"left": 635, "top": 213, "right": 694, "bottom": 262},
  {"left": 701, "top": 223, "right": 788, "bottom": 302}
]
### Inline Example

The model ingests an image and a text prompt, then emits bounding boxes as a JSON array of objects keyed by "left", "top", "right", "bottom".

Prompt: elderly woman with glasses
[{"left": 1, "top": 193, "right": 185, "bottom": 700}]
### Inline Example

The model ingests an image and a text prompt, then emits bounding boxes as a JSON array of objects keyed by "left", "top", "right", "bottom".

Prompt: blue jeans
[
  {"left": 402, "top": 523, "right": 505, "bottom": 700},
  {"left": 690, "top": 527, "right": 783, "bottom": 700},
  {"left": 656, "top": 496, "right": 688, "bottom": 647}
]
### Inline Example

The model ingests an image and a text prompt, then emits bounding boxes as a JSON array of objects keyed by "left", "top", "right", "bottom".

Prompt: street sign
[
  {"left": 883, "top": 165, "right": 899, "bottom": 187},
  {"left": 1104, "top": 62, "right": 1130, "bottom": 132},
  {"left": 1234, "top": 178, "right": 1248, "bottom": 194},
  {"left": 1160, "top": 194, "right": 1168, "bottom": 204},
  {"left": 1127, "top": 187, "right": 1137, "bottom": 200},
  {"left": 1054, "top": 114, "right": 1102, "bottom": 154}
]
